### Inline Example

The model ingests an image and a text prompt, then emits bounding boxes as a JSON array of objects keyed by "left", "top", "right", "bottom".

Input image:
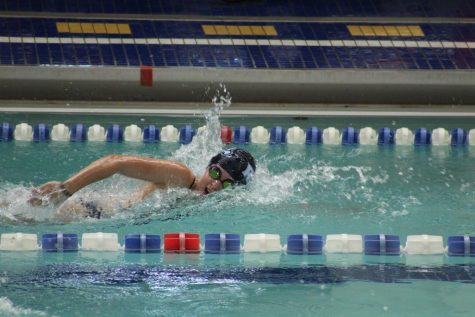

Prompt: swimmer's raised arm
[
  {"left": 29, "top": 148, "right": 257, "bottom": 208},
  {"left": 64, "top": 155, "right": 195, "bottom": 192},
  {"left": 29, "top": 155, "right": 195, "bottom": 206}
]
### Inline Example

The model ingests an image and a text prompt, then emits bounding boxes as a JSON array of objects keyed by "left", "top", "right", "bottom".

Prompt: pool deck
[{"left": 1, "top": 0, "right": 475, "bottom": 112}]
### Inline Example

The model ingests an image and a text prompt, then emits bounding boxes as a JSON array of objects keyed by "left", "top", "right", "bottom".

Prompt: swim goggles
[{"left": 208, "top": 165, "right": 236, "bottom": 189}]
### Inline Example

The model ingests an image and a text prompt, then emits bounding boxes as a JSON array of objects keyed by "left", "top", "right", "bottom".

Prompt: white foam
[
  {"left": 0, "top": 184, "right": 56, "bottom": 223},
  {"left": 0, "top": 297, "right": 53, "bottom": 316}
]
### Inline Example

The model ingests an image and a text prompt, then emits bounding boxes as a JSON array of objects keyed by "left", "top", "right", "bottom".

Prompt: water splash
[
  {"left": 172, "top": 84, "right": 231, "bottom": 175},
  {"left": 0, "top": 184, "right": 56, "bottom": 223},
  {"left": 0, "top": 155, "right": 406, "bottom": 224}
]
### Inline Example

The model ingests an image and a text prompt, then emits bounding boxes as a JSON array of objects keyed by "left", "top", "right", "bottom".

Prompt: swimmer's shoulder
[{"left": 143, "top": 158, "right": 196, "bottom": 188}]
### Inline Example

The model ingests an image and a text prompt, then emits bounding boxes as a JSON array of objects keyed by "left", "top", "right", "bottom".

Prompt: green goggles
[{"left": 208, "top": 165, "right": 236, "bottom": 189}]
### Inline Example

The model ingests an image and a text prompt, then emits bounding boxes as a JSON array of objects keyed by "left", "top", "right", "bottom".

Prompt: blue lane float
[
  {"left": 378, "top": 127, "right": 394, "bottom": 145},
  {"left": 124, "top": 234, "right": 161, "bottom": 253},
  {"left": 342, "top": 127, "right": 359, "bottom": 145},
  {"left": 106, "top": 124, "right": 124, "bottom": 142},
  {"left": 447, "top": 236, "right": 474, "bottom": 256},
  {"left": 204, "top": 233, "right": 241, "bottom": 254},
  {"left": 70, "top": 124, "right": 87, "bottom": 142},
  {"left": 41, "top": 233, "right": 79, "bottom": 252},
  {"left": 33, "top": 123, "right": 50, "bottom": 142},
  {"left": 270, "top": 126, "right": 286, "bottom": 144},
  {"left": 143, "top": 124, "right": 160, "bottom": 143},
  {"left": 414, "top": 128, "right": 431, "bottom": 145},
  {"left": 3, "top": 123, "right": 475, "bottom": 147},
  {"left": 305, "top": 127, "right": 322, "bottom": 144},
  {"left": 179, "top": 124, "right": 195, "bottom": 144},
  {"left": 451, "top": 128, "right": 467, "bottom": 146},
  {"left": 0, "top": 122, "right": 13, "bottom": 141},
  {"left": 287, "top": 234, "right": 323, "bottom": 255},
  {"left": 233, "top": 126, "right": 250, "bottom": 144},
  {"left": 364, "top": 235, "right": 401, "bottom": 255}
]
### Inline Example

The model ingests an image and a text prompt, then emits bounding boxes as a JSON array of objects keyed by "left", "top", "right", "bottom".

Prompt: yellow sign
[
  {"left": 347, "top": 25, "right": 424, "bottom": 37},
  {"left": 56, "top": 22, "right": 132, "bottom": 35},
  {"left": 202, "top": 25, "right": 277, "bottom": 36}
]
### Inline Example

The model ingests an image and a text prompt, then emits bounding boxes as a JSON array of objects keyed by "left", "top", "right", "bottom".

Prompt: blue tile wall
[
  {"left": 3, "top": 17, "right": 475, "bottom": 43},
  {"left": 62, "top": 44, "right": 75, "bottom": 65},
  {"left": 149, "top": 46, "right": 165, "bottom": 67},
  {"left": 124, "top": 45, "right": 139, "bottom": 66},
  {"left": 137, "top": 45, "right": 151, "bottom": 66},
  {"left": 36, "top": 44, "right": 50, "bottom": 64},
  {"left": 75, "top": 44, "right": 89, "bottom": 65},
  {"left": 1, "top": 0, "right": 474, "bottom": 18},
  {"left": 0, "top": 43, "right": 11, "bottom": 65},
  {"left": 100, "top": 45, "right": 115, "bottom": 65},
  {"left": 455, "top": 49, "right": 475, "bottom": 69},
  {"left": 111, "top": 44, "right": 127, "bottom": 66},
  {"left": 299, "top": 47, "right": 316, "bottom": 68},
  {"left": 188, "top": 47, "right": 203, "bottom": 67},
  {"left": 397, "top": 48, "right": 416, "bottom": 69},
  {"left": 176, "top": 46, "right": 190, "bottom": 66},
  {"left": 11, "top": 43, "right": 26, "bottom": 65},
  {"left": 162, "top": 46, "right": 178, "bottom": 66},
  {"left": 200, "top": 46, "right": 216, "bottom": 67},
  {"left": 436, "top": 49, "right": 456, "bottom": 69},
  {"left": 0, "top": 19, "right": 8, "bottom": 36},
  {"left": 1, "top": 41, "right": 475, "bottom": 71},
  {"left": 248, "top": 46, "right": 266, "bottom": 68},
  {"left": 309, "top": 47, "right": 327, "bottom": 68},
  {"left": 0, "top": 16, "right": 475, "bottom": 71},
  {"left": 88, "top": 44, "right": 102, "bottom": 65},
  {"left": 47, "top": 44, "right": 61, "bottom": 65}
]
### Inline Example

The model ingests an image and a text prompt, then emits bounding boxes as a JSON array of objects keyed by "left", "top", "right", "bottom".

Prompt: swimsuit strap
[{"left": 189, "top": 177, "right": 196, "bottom": 189}]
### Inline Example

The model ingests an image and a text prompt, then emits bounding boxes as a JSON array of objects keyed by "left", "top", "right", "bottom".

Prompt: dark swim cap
[{"left": 208, "top": 148, "right": 256, "bottom": 185}]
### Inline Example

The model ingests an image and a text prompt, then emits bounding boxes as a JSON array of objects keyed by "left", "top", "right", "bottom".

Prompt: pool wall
[{"left": 1, "top": 66, "right": 475, "bottom": 106}]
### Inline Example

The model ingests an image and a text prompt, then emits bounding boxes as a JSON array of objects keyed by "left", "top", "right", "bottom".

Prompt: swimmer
[{"left": 28, "top": 148, "right": 256, "bottom": 209}]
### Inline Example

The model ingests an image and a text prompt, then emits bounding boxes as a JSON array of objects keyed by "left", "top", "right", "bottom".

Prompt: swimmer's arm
[
  {"left": 29, "top": 155, "right": 195, "bottom": 205},
  {"left": 63, "top": 154, "right": 195, "bottom": 194}
]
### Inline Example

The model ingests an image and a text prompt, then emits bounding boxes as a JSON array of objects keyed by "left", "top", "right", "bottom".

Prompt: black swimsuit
[
  {"left": 79, "top": 198, "right": 102, "bottom": 219},
  {"left": 189, "top": 177, "right": 196, "bottom": 189}
]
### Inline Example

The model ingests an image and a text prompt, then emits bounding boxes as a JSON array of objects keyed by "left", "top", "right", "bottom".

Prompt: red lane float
[
  {"left": 163, "top": 233, "right": 200, "bottom": 253},
  {"left": 221, "top": 125, "right": 232, "bottom": 144}
]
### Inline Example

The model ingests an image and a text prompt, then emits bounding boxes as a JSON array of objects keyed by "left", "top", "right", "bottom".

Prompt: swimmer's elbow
[{"left": 103, "top": 154, "right": 124, "bottom": 165}]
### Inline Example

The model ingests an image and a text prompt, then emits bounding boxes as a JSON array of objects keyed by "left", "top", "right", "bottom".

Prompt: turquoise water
[{"left": 1, "top": 113, "right": 475, "bottom": 316}]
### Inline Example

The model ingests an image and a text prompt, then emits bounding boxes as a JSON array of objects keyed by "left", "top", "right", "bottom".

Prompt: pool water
[{"left": 1, "top": 111, "right": 475, "bottom": 316}]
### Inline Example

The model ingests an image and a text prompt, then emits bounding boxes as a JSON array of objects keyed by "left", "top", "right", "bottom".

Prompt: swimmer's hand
[{"left": 28, "top": 181, "right": 70, "bottom": 206}]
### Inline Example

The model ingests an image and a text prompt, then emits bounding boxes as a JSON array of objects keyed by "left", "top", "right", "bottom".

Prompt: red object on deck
[
  {"left": 221, "top": 125, "right": 233, "bottom": 144},
  {"left": 163, "top": 233, "right": 201, "bottom": 253},
  {"left": 140, "top": 66, "right": 153, "bottom": 87}
]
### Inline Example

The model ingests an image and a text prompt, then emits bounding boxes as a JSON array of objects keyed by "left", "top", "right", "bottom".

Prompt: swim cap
[{"left": 208, "top": 148, "right": 256, "bottom": 185}]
